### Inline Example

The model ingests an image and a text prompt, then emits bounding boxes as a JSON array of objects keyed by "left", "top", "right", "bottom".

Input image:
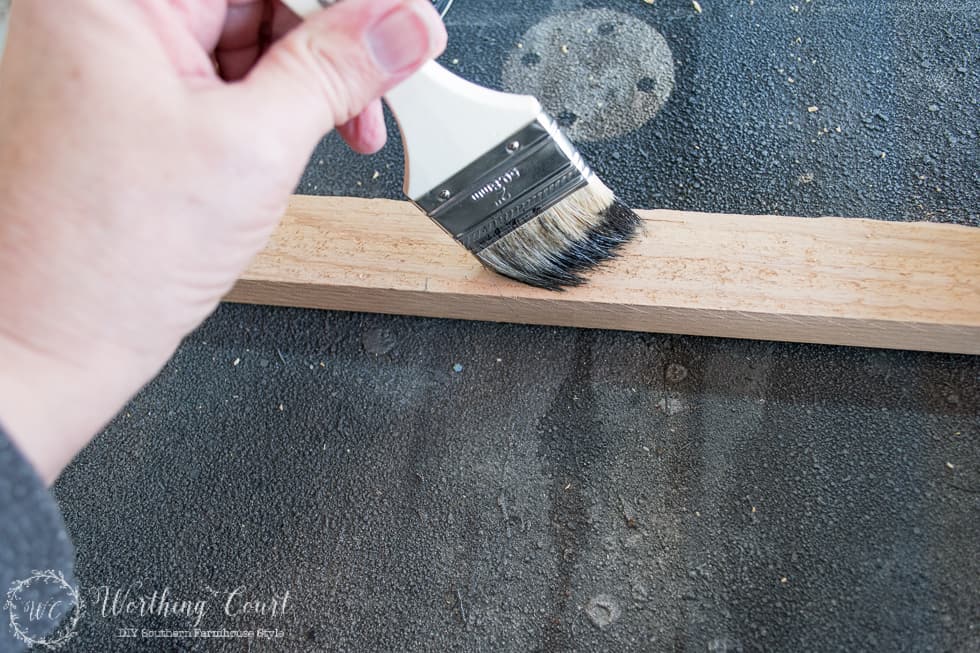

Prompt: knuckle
[{"left": 274, "top": 30, "right": 370, "bottom": 126}]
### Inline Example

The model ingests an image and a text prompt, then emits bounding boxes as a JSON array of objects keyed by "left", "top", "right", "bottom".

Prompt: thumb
[{"left": 233, "top": 0, "right": 446, "bottom": 152}]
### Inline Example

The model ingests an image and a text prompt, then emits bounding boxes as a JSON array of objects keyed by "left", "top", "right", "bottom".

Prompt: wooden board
[{"left": 226, "top": 195, "right": 980, "bottom": 355}]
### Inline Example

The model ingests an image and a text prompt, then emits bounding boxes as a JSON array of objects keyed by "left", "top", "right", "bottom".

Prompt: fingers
[
  {"left": 337, "top": 99, "right": 387, "bottom": 154},
  {"left": 227, "top": 0, "right": 446, "bottom": 153},
  {"left": 214, "top": 0, "right": 265, "bottom": 81},
  {"left": 215, "top": 1, "right": 303, "bottom": 81}
]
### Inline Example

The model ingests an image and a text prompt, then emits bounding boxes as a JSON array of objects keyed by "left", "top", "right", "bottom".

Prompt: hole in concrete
[
  {"left": 598, "top": 22, "right": 616, "bottom": 35},
  {"left": 521, "top": 52, "right": 541, "bottom": 66},
  {"left": 637, "top": 76, "right": 659, "bottom": 92},
  {"left": 585, "top": 594, "right": 621, "bottom": 629},
  {"left": 557, "top": 111, "right": 578, "bottom": 127}
]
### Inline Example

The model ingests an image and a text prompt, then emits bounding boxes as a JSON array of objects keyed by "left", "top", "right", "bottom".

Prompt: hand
[{"left": 0, "top": 0, "right": 447, "bottom": 483}]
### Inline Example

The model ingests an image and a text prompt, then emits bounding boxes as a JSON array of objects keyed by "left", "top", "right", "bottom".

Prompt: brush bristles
[{"left": 474, "top": 176, "right": 640, "bottom": 289}]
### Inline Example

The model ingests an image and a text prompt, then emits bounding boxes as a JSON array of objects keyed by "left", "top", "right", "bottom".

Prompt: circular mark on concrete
[
  {"left": 637, "top": 77, "right": 659, "bottom": 93},
  {"left": 521, "top": 52, "right": 541, "bottom": 66},
  {"left": 362, "top": 328, "right": 397, "bottom": 355},
  {"left": 502, "top": 9, "right": 674, "bottom": 142},
  {"left": 585, "top": 594, "right": 622, "bottom": 629},
  {"left": 557, "top": 110, "right": 578, "bottom": 127},
  {"left": 665, "top": 362, "right": 688, "bottom": 383}
]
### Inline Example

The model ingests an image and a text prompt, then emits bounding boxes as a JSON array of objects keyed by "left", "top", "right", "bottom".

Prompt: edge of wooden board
[{"left": 225, "top": 195, "right": 980, "bottom": 355}]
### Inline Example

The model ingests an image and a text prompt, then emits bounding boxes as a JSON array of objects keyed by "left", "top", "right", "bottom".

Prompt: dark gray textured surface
[
  {"left": 50, "top": 1, "right": 979, "bottom": 651},
  {"left": 53, "top": 312, "right": 980, "bottom": 652},
  {"left": 298, "top": 0, "right": 979, "bottom": 225}
]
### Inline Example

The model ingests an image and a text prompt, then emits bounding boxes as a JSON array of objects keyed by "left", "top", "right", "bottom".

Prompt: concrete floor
[{"left": 49, "top": 1, "right": 978, "bottom": 651}]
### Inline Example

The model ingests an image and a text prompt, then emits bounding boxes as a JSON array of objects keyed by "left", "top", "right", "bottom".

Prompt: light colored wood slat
[{"left": 226, "top": 195, "right": 980, "bottom": 355}]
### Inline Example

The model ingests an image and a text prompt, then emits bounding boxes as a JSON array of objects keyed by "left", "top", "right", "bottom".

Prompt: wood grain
[{"left": 226, "top": 195, "right": 980, "bottom": 355}]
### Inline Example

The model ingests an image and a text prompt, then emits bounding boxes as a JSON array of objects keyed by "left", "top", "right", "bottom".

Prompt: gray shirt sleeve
[{"left": 0, "top": 423, "right": 76, "bottom": 652}]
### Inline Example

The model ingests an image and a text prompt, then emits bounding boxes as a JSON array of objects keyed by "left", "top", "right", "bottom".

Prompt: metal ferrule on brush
[{"left": 413, "top": 114, "right": 592, "bottom": 253}]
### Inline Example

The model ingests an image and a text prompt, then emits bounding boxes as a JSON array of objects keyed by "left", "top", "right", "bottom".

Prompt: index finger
[{"left": 215, "top": 0, "right": 301, "bottom": 81}]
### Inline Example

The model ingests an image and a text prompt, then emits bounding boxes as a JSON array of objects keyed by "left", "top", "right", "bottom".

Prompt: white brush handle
[
  {"left": 387, "top": 62, "right": 540, "bottom": 197},
  {"left": 279, "top": 0, "right": 541, "bottom": 198}
]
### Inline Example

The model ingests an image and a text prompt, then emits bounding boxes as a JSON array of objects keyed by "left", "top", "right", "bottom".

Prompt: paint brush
[{"left": 283, "top": 0, "right": 641, "bottom": 289}]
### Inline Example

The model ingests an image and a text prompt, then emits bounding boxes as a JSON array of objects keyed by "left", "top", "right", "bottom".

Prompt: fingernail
[{"left": 367, "top": 2, "right": 441, "bottom": 74}]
